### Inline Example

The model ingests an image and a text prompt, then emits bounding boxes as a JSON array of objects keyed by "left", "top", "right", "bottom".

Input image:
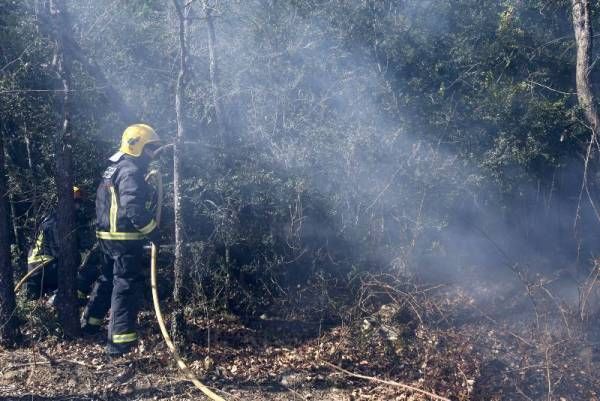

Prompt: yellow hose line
[
  {"left": 15, "top": 246, "right": 95, "bottom": 294},
  {"left": 146, "top": 169, "right": 226, "bottom": 401},
  {"left": 150, "top": 244, "right": 226, "bottom": 401},
  {"left": 17, "top": 172, "right": 225, "bottom": 400},
  {"left": 14, "top": 260, "right": 53, "bottom": 293}
]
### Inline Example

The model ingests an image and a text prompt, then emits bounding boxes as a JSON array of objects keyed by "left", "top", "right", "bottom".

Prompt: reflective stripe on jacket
[
  {"left": 27, "top": 213, "right": 58, "bottom": 265},
  {"left": 96, "top": 156, "right": 157, "bottom": 241}
]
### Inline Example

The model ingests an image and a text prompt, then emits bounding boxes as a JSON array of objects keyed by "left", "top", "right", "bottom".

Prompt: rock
[
  {"left": 204, "top": 356, "right": 214, "bottom": 371},
  {"left": 281, "top": 373, "right": 303, "bottom": 387},
  {"left": 119, "top": 383, "right": 135, "bottom": 396},
  {"left": 1, "top": 370, "right": 24, "bottom": 382}
]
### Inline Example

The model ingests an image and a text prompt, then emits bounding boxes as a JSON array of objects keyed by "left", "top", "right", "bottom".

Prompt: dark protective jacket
[
  {"left": 96, "top": 155, "right": 158, "bottom": 242},
  {"left": 27, "top": 212, "right": 59, "bottom": 265},
  {"left": 28, "top": 211, "right": 93, "bottom": 262}
]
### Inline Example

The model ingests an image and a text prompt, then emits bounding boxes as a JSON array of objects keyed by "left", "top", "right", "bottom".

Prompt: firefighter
[
  {"left": 81, "top": 123, "right": 160, "bottom": 356},
  {"left": 26, "top": 186, "right": 99, "bottom": 301}
]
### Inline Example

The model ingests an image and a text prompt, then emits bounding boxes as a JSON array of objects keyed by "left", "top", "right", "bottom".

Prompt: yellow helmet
[{"left": 109, "top": 124, "right": 160, "bottom": 161}]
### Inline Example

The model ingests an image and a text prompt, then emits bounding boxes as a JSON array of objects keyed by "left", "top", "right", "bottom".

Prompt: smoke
[{"left": 63, "top": 0, "right": 599, "bottom": 315}]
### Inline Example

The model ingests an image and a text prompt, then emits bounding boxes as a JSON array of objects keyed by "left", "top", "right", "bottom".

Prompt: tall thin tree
[
  {"left": 49, "top": 0, "right": 79, "bottom": 338},
  {"left": 9, "top": 194, "right": 27, "bottom": 277},
  {"left": 203, "top": 0, "right": 228, "bottom": 148},
  {"left": 572, "top": 0, "right": 600, "bottom": 136},
  {"left": 172, "top": 0, "right": 190, "bottom": 345},
  {"left": 571, "top": 0, "right": 600, "bottom": 229},
  {"left": 35, "top": 3, "right": 137, "bottom": 124},
  {"left": 0, "top": 126, "right": 18, "bottom": 347}
]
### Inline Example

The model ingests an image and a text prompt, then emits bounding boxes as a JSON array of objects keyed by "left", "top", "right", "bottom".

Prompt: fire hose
[
  {"left": 15, "top": 170, "right": 225, "bottom": 401},
  {"left": 13, "top": 258, "right": 53, "bottom": 293},
  {"left": 146, "top": 169, "right": 226, "bottom": 401},
  {"left": 14, "top": 242, "right": 98, "bottom": 293}
]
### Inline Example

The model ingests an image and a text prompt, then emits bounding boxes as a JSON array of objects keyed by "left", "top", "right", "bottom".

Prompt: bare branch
[{"left": 322, "top": 360, "right": 451, "bottom": 401}]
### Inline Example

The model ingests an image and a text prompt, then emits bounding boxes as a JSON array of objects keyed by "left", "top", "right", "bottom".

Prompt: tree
[
  {"left": 48, "top": 0, "right": 79, "bottom": 338},
  {"left": 571, "top": 0, "right": 600, "bottom": 229},
  {"left": 172, "top": 0, "right": 190, "bottom": 345},
  {"left": 203, "top": 0, "right": 228, "bottom": 149},
  {"left": 571, "top": 0, "right": 600, "bottom": 137},
  {"left": 0, "top": 126, "right": 18, "bottom": 347}
]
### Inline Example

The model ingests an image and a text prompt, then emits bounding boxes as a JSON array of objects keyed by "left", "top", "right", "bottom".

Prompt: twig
[
  {"left": 0, "top": 43, "right": 35, "bottom": 72},
  {"left": 515, "top": 384, "right": 534, "bottom": 401},
  {"left": 544, "top": 346, "right": 552, "bottom": 401},
  {"left": 456, "top": 365, "right": 470, "bottom": 393},
  {"left": 580, "top": 262, "right": 600, "bottom": 321},
  {"left": 526, "top": 80, "right": 576, "bottom": 95},
  {"left": 365, "top": 165, "right": 403, "bottom": 212},
  {"left": 575, "top": 129, "right": 598, "bottom": 229},
  {"left": 539, "top": 285, "right": 572, "bottom": 338},
  {"left": 507, "top": 363, "right": 545, "bottom": 373},
  {"left": 0, "top": 86, "right": 107, "bottom": 94},
  {"left": 470, "top": 305, "right": 534, "bottom": 347},
  {"left": 322, "top": 360, "right": 451, "bottom": 401},
  {"left": 56, "top": 358, "right": 95, "bottom": 368},
  {"left": 3, "top": 361, "right": 50, "bottom": 371},
  {"left": 281, "top": 383, "right": 308, "bottom": 400}
]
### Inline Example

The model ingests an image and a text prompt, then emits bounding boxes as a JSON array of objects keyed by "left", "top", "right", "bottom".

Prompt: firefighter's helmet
[{"left": 109, "top": 124, "right": 160, "bottom": 162}]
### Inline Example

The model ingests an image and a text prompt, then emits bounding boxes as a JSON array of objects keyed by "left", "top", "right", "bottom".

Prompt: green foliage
[{"left": 2, "top": 0, "right": 599, "bottom": 318}]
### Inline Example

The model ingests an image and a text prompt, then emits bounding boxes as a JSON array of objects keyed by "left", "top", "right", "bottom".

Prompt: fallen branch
[
  {"left": 56, "top": 358, "right": 95, "bottom": 368},
  {"left": 470, "top": 304, "right": 534, "bottom": 348},
  {"left": 321, "top": 360, "right": 451, "bottom": 401},
  {"left": 2, "top": 361, "right": 50, "bottom": 371},
  {"left": 281, "top": 384, "right": 309, "bottom": 401}
]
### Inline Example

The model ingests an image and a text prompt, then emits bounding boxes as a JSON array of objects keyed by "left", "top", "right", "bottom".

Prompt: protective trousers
[
  {"left": 83, "top": 239, "right": 144, "bottom": 350},
  {"left": 77, "top": 258, "right": 101, "bottom": 301},
  {"left": 27, "top": 257, "right": 99, "bottom": 301}
]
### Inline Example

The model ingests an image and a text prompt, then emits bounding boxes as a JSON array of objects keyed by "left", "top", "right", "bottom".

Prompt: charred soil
[{"left": 1, "top": 273, "right": 599, "bottom": 401}]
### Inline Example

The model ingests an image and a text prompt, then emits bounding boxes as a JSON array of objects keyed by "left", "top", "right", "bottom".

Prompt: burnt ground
[{"left": 1, "top": 271, "right": 600, "bottom": 401}]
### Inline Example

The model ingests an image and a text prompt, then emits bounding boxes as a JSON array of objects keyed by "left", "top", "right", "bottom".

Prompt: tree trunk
[
  {"left": 571, "top": 0, "right": 600, "bottom": 234},
  {"left": 203, "top": 0, "right": 228, "bottom": 148},
  {"left": 0, "top": 126, "right": 18, "bottom": 347},
  {"left": 16, "top": 123, "right": 34, "bottom": 277},
  {"left": 24, "top": 123, "right": 33, "bottom": 171},
  {"left": 62, "top": 37, "right": 137, "bottom": 124},
  {"left": 35, "top": 6, "right": 137, "bottom": 124},
  {"left": 9, "top": 194, "right": 27, "bottom": 277},
  {"left": 2, "top": 122, "right": 34, "bottom": 277},
  {"left": 171, "top": 0, "right": 189, "bottom": 346},
  {"left": 49, "top": 0, "right": 79, "bottom": 338},
  {"left": 572, "top": 0, "right": 600, "bottom": 135}
]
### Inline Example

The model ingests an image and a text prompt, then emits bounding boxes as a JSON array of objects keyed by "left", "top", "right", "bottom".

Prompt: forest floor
[{"left": 2, "top": 268, "right": 600, "bottom": 401}]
